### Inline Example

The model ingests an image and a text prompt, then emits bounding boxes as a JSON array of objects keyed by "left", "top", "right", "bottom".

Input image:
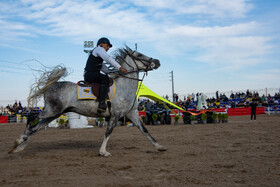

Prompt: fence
[{"left": 0, "top": 114, "right": 28, "bottom": 123}]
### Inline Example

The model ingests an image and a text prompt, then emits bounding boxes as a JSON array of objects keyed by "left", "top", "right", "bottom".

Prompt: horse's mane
[{"left": 114, "top": 45, "right": 133, "bottom": 64}]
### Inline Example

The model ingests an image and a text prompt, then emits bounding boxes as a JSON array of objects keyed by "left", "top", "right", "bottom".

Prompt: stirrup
[
  {"left": 97, "top": 107, "right": 106, "bottom": 113},
  {"left": 97, "top": 102, "right": 107, "bottom": 113}
]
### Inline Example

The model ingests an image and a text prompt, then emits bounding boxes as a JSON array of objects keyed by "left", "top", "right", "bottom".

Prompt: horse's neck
[
  {"left": 116, "top": 72, "right": 139, "bottom": 92},
  {"left": 116, "top": 61, "right": 139, "bottom": 95}
]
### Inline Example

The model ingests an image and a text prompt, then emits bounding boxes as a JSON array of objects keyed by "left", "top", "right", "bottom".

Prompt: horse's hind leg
[
  {"left": 126, "top": 111, "right": 167, "bottom": 152},
  {"left": 9, "top": 114, "right": 57, "bottom": 154}
]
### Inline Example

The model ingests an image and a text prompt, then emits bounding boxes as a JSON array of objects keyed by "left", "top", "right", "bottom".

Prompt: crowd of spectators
[
  {"left": 173, "top": 89, "right": 280, "bottom": 110},
  {"left": 0, "top": 100, "right": 41, "bottom": 116},
  {"left": 1, "top": 90, "right": 280, "bottom": 116},
  {"left": 4, "top": 101, "right": 27, "bottom": 114}
]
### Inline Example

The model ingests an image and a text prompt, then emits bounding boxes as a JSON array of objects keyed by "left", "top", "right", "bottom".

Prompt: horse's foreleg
[
  {"left": 126, "top": 111, "right": 167, "bottom": 152},
  {"left": 99, "top": 117, "right": 119, "bottom": 157},
  {"left": 9, "top": 117, "right": 56, "bottom": 154}
]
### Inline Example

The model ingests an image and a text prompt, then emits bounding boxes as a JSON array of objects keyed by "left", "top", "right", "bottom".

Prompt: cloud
[
  {"left": 1, "top": 0, "right": 253, "bottom": 41},
  {"left": 241, "top": 69, "right": 280, "bottom": 86},
  {"left": 0, "top": 0, "right": 275, "bottom": 72},
  {"left": 0, "top": 20, "right": 37, "bottom": 41},
  {"left": 165, "top": 22, "right": 259, "bottom": 37},
  {"left": 195, "top": 36, "right": 273, "bottom": 63},
  {"left": 160, "top": 21, "right": 273, "bottom": 69},
  {"left": 131, "top": 0, "right": 252, "bottom": 18},
  {"left": 7, "top": 0, "right": 159, "bottom": 43}
]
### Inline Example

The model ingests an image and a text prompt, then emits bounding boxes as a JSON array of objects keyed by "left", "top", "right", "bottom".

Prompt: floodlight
[{"left": 83, "top": 40, "right": 94, "bottom": 53}]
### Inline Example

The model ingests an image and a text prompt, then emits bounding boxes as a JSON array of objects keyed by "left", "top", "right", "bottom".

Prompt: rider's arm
[
  {"left": 93, "top": 46, "right": 121, "bottom": 69},
  {"left": 100, "top": 65, "right": 112, "bottom": 74}
]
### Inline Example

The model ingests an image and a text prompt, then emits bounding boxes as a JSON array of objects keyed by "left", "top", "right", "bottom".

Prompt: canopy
[{"left": 137, "top": 82, "right": 184, "bottom": 111}]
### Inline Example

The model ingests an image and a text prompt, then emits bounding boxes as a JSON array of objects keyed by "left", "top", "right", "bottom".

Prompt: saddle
[{"left": 77, "top": 78, "right": 113, "bottom": 99}]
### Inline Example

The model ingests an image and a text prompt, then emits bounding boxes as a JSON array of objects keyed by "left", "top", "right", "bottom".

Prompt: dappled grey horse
[{"left": 9, "top": 46, "right": 166, "bottom": 156}]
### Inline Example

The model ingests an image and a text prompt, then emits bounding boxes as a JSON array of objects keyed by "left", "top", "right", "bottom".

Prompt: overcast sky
[{"left": 0, "top": 0, "right": 280, "bottom": 106}]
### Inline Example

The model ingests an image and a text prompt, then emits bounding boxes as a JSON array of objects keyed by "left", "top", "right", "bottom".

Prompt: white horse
[{"left": 9, "top": 46, "right": 166, "bottom": 156}]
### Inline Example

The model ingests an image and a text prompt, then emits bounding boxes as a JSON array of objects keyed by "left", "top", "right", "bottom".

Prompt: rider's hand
[{"left": 120, "top": 67, "right": 128, "bottom": 74}]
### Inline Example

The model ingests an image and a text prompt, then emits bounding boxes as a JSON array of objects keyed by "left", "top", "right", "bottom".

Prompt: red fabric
[
  {"left": 0, "top": 116, "right": 8, "bottom": 123},
  {"left": 184, "top": 107, "right": 265, "bottom": 116},
  {"left": 226, "top": 107, "right": 265, "bottom": 116},
  {"left": 138, "top": 111, "right": 146, "bottom": 116}
]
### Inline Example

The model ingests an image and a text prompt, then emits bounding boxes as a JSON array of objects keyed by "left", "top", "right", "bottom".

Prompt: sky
[{"left": 0, "top": 0, "right": 280, "bottom": 106}]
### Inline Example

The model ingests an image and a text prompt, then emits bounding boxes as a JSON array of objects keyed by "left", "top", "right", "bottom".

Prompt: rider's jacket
[
  {"left": 84, "top": 53, "right": 103, "bottom": 72},
  {"left": 84, "top": 46, "right": 121, "bottom": 73}
]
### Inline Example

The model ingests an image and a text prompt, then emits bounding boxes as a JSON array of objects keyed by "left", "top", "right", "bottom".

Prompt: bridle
[
  {"left": 123, "top": 49, "right": 154, "bottom": 72},
  {"left": 113, "top": 49, "right": 155, "bottom": 81}
]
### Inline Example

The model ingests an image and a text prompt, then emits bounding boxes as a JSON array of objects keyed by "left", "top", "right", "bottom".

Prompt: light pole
[{"left": 170, "top": 71, "right": 174, "bottom": 102}]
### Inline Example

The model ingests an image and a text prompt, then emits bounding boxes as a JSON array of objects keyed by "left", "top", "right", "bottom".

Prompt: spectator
[
  {"left": 165, "top": 95, "right": 169, "bottom": 101},
  {"left": 175, "top": 94, "right": 179, "bottom": 102},
  {"left": 185, "top": 97, "right": 190, "bottom": 110},
  {"left": 191, "top": 93, "right": 195, "bottom": 102},
  {"left": 250, "top": 100, "right": 258, "bottom": 121}
]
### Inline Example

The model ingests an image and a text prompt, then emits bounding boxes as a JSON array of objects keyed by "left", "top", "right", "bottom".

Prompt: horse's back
[
  {"left": 44, "top": 81, "right": 77, "bottom": 103},
  {"left": 44, "top": 81, "right": 105, "bottom": 117}
]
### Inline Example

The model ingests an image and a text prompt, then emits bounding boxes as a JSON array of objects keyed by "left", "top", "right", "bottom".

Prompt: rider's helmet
[{"left": 97, "top": 37, "right": 112, "bottom": 47}]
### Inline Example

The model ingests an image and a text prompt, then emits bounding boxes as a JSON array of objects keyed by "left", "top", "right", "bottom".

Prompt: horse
[{"left": 9, "top": 46, "right": 167, "bottom": 156}]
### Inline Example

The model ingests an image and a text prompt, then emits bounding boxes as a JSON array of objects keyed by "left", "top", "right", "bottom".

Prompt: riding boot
[{"left": 97, "top": 84, "right": 108, "bottom": 113}]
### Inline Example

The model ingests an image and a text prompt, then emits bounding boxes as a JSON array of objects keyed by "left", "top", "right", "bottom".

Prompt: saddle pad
[{"left": 77, "top": 81, "right": 116, "bottom": 100}]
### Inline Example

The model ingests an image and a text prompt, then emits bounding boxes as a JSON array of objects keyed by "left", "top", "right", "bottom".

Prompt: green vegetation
[
  {"left": 174, "top": 115, "right": 180, "bottom": 122},
  {"left": 212, "top": 112, "right": 218, "bottom": 120},
  {"left": 190, "top": 115, "right": 195, "bottom": 121},
  {"left": 201, "top": 113, "right": 207, "bottom": 121},
  {"left": 152, "top": 114, "right": 158, "bottom": 121}
]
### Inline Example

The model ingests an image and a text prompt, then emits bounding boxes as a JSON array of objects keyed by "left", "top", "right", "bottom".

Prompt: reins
[
  {"left": 111, "top": 49, "right": 150, "bottom": 81},
  {"left": 111, "top": 49, "right": 150, "bottom": 116}
]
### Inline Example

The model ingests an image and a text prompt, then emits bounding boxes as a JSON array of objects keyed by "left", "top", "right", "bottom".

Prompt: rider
[{"left": 84, "top": 37, "right": 128, "bottom": 113}]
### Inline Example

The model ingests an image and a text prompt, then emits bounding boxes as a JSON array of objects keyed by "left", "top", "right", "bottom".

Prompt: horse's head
[
  {"left": 130, "top": 50, "right": 160, "bottom": 71},
  {"left": 116, "top": 46, "right": 160, "bottom": 72}
]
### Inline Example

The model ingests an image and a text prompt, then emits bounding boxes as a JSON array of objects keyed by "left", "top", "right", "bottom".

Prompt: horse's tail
[{"left": 27, "top": 65, "right": 69, "bottom": 107}]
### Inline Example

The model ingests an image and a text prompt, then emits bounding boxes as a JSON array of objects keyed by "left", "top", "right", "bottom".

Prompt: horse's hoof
[
  {"left": 8, "top": 147, "right": 23, "bottom": 154},
  {"left": 99, "top": 151, "right": 112, "bottom": 157},
  {"left": 8, "top": 146, "right": 21, "bottom": 154},
  {"left": 157, "top": 146, "right": 167, "bottom": 152},
  {"left": 8, "top": 140, "right": 25, "bottom": 154},
  {"left": 8, "top": 149, "right": 16, "bottom": 154},
  {"left": 8, "top": 140, "right": 20, "bottom": 154}
]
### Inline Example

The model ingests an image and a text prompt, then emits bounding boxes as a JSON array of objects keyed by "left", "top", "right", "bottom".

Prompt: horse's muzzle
[{"left": 151, "top": 59, "right": 160, "bottom": 69}]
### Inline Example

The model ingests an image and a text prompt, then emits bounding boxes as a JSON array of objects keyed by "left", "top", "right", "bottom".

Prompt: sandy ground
[{"left": 0, "top": 114, "right": 279, "bottom": 187}]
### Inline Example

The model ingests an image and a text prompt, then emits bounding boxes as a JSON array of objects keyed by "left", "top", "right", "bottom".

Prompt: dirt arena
[{"left": 0, "top": 114, "right": 279, "bottom": 187}]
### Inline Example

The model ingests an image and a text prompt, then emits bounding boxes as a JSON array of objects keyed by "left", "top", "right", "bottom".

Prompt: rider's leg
[
  {"left": 97, "top": 75, "right": 109, "bottom": 113},
  {"left": 97, "top": 84, "right": 108, "bottom": 113},
  {"left": 84, "top": 71, "right": 109, "bottom": 113}
]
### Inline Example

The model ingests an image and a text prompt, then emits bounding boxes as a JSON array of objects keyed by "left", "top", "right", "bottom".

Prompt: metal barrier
[{"left": 7, "top": 114, "right": 28, "bottom": 123}]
